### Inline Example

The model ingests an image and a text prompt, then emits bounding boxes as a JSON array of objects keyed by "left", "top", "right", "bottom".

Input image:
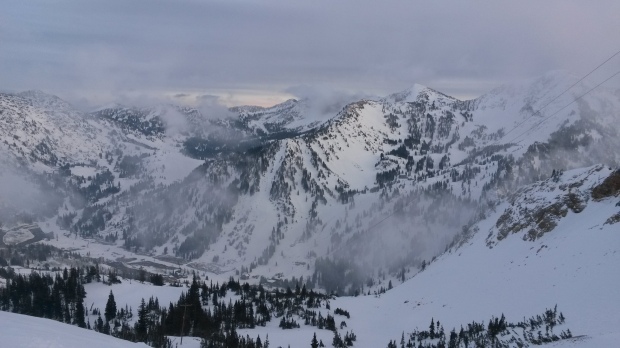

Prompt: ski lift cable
[
  {"left": 498, "top": 48, "right": 620, "bottom": 142},
  {"left": 369, "top": 66, "right": 620, "bottom": 243},
  {"left": 505, "top": 69, "right": 620, "bottom": 145}
]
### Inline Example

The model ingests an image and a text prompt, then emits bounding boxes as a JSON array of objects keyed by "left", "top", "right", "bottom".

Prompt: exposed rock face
[
  {"left": 592, "top": 170, "right": 620, "bottom": 200},
  {"left": 605, "top": 212, "right": 620, "bottom": 225},
  {"left": 563, "top": 190, "right": 589, "bottom": 213},
  {"left": 495, "top": 201, "right": 568, "bottom": 243},
  {"left": 489, "top": 165, "right": 612, "bottom": 245}
]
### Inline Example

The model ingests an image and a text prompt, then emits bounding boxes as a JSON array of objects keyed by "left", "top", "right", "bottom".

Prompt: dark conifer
[
  {"left": 105, "top": 290, "right": 117, "bottom": 322},
  {"left": 311, "top": 332, "right": 319, "bottom": 348},
  {"left": 75, "top": 299, "right": 86, "bottom": 328}
]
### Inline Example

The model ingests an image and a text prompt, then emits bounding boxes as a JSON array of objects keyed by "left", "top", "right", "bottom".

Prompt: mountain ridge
[{"left": 1, "top": 71, "right": 619, "bottom": 292}]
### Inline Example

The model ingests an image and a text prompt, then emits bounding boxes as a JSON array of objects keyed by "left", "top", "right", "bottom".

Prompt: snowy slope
[
  {"left": 229, "top": 98, "right": 324, "bottom": 135},
  {"left": 239, "top": 165, "right": 620, "bottom": 347},
  {"left": 0, "top": 311, "right": 150, "bottom": 348},
  {"left": 458, "top": 71, "right": 620, "bottom": 166},
  {"left": 324, "top": 165, "right": 620, "bottom": 347},
  {"left": 0, "top": 91, "right": 107, "bottom": 168},
  {"left": 0, "top": 91, "right": 203, "bottom": 185},
  {"left": 0, "top": 91, "right": 203, "bottom": 218},
  {"left": 22, "top": 165, "right": 615, "bottom": 348}
]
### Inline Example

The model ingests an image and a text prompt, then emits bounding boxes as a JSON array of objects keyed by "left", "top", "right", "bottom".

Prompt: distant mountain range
[{"left": 1, "top": 71, "right": 619, "bottom": 293}]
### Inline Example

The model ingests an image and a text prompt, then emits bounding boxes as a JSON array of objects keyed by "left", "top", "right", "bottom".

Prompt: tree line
[
  {"left": 0, "top": 265, "right": 356, "bottom": 348},
  {"left": 385, "top": 306, "right": 572, "bottom": 348}
]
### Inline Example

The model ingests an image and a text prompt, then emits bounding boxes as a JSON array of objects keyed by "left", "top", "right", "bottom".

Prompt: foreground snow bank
[{"left": 0, "top": 311, "right": 149, "bottom": 348}]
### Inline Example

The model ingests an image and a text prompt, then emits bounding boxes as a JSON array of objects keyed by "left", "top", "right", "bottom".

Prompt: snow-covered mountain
[
  {"left": 1, "top": 71, "right": 620, "bottom": 347},
  {"left": 229, "top": 98, "right": 324, "bottom": 135},
  {"left": 0, "top": 90, "right": 204, "bottom": 228},
  {"left": 91, "top": 103, "right": 212, "bottom": 139},
  {"left": 1, "top": 71, "right": 619, "bottom": 293}
]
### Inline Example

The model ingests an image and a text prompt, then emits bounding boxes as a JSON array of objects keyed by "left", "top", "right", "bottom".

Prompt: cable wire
[
  {"left": 500, "top": 48, "right": 620, "bottom": 141},
  {"left": 505, "top": 69, "right": 620, "bottom": 145}
]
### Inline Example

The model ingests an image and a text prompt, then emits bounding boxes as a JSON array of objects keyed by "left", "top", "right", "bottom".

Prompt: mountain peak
[
  {"left": 18, "top": 89, "right": 61, "bottom": 102},
  {"left": 18, "top": 89, "right": 56, "bottom": 99},
  {"left": 231, "top": 98, "right": 299, "bottom": 114},
  {"left": 16, "top": 90, "right": 76, "bottom": 112},
  {"left": 277, "top": 98, "right": 300, "bottom": 107},
  {"left": 478, "top": 70, "right": 581, "bottom": 103},
  {"left": 386, "top": 83, "right": 456, "bottom": 104}
]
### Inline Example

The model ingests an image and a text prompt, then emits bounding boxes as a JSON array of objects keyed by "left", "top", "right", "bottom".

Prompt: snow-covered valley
[{"left": 1, "top": 72, "right": 619, "bottom": 347}]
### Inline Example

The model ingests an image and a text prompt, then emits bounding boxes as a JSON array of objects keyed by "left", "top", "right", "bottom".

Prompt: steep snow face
[
  {"left": 0, "top": 91, "right": 203, "bottom": 225},
  {"left": 91, "top": 104, "right": 209, "bottom": 138},
  {"left": 91, "top": 106, "right": 167, "bottom": 138},
  {"left": 0, "top": 311, "right": 150, "bottom": 348},
  {"left": 0, "top": 90, "right": 205, "bottom": 179},
  {"left": 463, "top": 71, "right": 620, "bottom": 159},
  {"left": 0, "top": 92, "right": 108, "bottom": 168}
]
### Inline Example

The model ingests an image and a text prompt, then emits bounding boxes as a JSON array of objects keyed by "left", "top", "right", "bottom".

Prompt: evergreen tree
[
  {"left": 135, "top": 298, "right": 148, "bottom": 342},
  {"left": 311, "top": 332, "right": 319, "bottom": 348},
  {"left": 96, "top": 314, "right": 104, "bottom": 332},
  {"left": 105, "top": 290, "right": 117, "bottom": 322},
  {"left": 103, "top": 320, "right": 111, "bottom": 335},
  {"left": 75, "top": 299, "right": 86, "bottom": 328},
  {"left": 332, "top": 331, "right": 343, "bottom": 348}
]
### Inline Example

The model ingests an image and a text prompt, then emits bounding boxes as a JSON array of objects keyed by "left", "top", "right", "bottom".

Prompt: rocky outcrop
[
  {"left": 592, "top": 170, "right": 620, "bottom": 200},
  {"left": 489, "top": 165, "right": 612, "bottom": 245}
]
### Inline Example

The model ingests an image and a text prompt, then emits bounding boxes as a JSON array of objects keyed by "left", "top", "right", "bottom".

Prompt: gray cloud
[
  {"left": 2, "top": 0, "right": 619, "bottom": 107},
  {"left": 286, "top": 85, "right": 375, "bottom": 121},
  {"left": 196, "top": 95, "right": 220, "bottom": 102},
  {"left": 195, "top": 94, "right": 235, "bottom": 121}
]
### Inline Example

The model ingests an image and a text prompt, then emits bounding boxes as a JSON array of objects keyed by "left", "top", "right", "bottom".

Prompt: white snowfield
[{"left": 0, "top": 311, "right": 149, "bottom": 348}]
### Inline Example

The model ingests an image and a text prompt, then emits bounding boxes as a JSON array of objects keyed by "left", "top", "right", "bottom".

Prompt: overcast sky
[{"left": 2, "top": 0, "right": 619, "bottom": 108}]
